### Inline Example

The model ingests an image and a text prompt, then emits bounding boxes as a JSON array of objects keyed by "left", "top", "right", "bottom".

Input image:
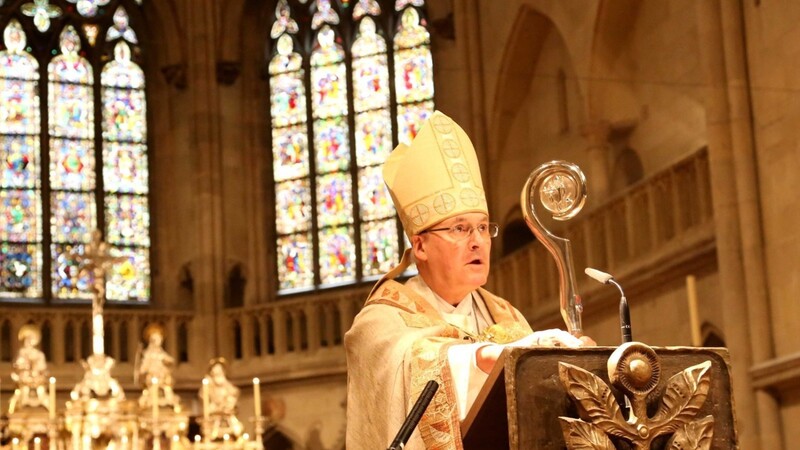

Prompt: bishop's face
[{"left": 412, "top": 212, "right": 492, "bottom": 303}]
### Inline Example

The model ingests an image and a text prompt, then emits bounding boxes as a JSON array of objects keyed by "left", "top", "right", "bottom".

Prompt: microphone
[
  {"left": 585, "top": 268, "right": 632, "bottom": 343},
  {"left": 387, "top": 380, "right": 439, "bottom": 450}
]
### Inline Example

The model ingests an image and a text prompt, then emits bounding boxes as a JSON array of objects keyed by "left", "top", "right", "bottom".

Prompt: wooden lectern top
[{"left": 461, "top": 345, "right": 737, "bottom": 450}]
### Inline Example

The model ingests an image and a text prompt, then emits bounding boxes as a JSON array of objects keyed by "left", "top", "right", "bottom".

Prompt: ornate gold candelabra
[{"left": 0, "top": 231, "right": 271, "bottom": 450}]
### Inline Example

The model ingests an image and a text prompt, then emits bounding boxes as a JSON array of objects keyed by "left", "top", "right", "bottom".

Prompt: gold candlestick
[
  {"left": 252, "top": 378, "right": 261, "bottom": 420},
  {"left": 49, "top": 376, "right": 57, "bottom": 420},
  {"left": 202, "top": 378, "right": 210, "bottom": 442},
  {"left": 686, "top": 275, "right": 702, "bottom": 346}
]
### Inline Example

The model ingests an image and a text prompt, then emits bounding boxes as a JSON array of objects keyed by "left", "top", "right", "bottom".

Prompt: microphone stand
[
  {"left": 606, "top": 278, "right": 632, "bottom": 343},
  {"left": 387, "top": 380, "right": 439, "bottom": 450},
  {"left": 585, "top": 268, "right": 633, "bottom": 417}
]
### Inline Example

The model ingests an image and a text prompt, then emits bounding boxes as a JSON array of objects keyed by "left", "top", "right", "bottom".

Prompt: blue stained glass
[
  {"left": 272, "top": 126, "right": 309, "bottom": 181},
  {"left": 51, "top": 243, "right": 93, "bottom": 299},
  {"left": 314, "top": 118, "right": 350, "bottom": 173},
  {"left": 106, "top": 246, "right": 149, "bottom": 301},
  {"left": 49, "top": 138, "right": 95, "bottom": 191},
  {"left": 1, "top": 189, "right": 41, "bottom": 242},
  {"left": 268, "top": 1, "right": 434, "bottom": 292},
  {"left": 49, "top": 83, "right": 94, "bottom": 139},
  {"left": 277, "top": 233, "right": 314, "bottom": 290},
  {"left": 105, "top": 194, "right": 150, "bottom": 247},
  {"left": 0, "top": 242, "right": 42, "bottom": 298},
  {"left": 0, "top": 78, "right": 40, "bottom": 135},
  {"left": 1, "top": 136, "right": 38, "bottom": 189},
  {"left": 275, "top": 179, "right": 312, "bottom": 235},
  {"left": 102, "top": 88, "right": 147, "bottom": 142},
  {"left": 361, "top": 219, "right": 399, "bottom": 276},
  {"left": 355, "top": 109, "right": 392, "bottom": 167},
  {"left": 318, "top": 226, "right": 355, "bottom": 284},
  {"left": 316, "top": 173, "right": 352, "bottom": 227},
  {"left": 50, "top": 191, "right": 96, "bottom": 243},
  {"left": 270, "top": 70, "right": 307, "bottom": 127},
  {"left": 358, "top": 166, "right": 394, "bottom": 221},
  {"left": 103, "top": 143, "right": 148, "bottom": 194}
]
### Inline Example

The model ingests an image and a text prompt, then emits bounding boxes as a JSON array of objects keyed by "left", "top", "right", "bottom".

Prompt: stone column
[
  {"left": 51, "top": 316, "right": 65, "bottom": 365},
  {"left": 186, "top": 0, "right": 227, "bottom": 363},
  {"left": 272, "top": 309, "right": 287, "bottom": 355},
  {"left": 695, "top": 1, "right": 780, "bottom": 448},
  {"left": 581, "top": 120, "right": 612, "bottom": 200}
]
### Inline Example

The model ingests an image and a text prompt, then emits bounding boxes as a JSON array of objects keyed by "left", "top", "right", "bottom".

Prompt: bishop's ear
[{"left": 411, "top": 234, "right": 429, "bottom": 262}]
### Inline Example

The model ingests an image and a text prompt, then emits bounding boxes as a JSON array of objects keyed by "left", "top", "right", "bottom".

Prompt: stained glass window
[
  {"left": 0, "top": 0, "right": 150, "bottom": 302},
  {"left": 269, "top": 0, "right": 434, "bottom": 292}
]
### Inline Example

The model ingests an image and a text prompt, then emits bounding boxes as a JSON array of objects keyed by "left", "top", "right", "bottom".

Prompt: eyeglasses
[{"left": 419, "top": 222, "right": 500, "bottom": 241}]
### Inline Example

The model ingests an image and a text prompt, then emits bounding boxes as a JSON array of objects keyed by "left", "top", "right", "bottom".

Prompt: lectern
[{"left": 462, "top": 344, "right": 738, "bottom": 449}]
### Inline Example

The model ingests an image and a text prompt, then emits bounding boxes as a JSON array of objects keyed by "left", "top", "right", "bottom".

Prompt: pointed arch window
[
  {"left": 0, "top": 0, "right": 150, "bottom": 303},
  {"left": 269, "top": 0, "right": 434, "bottom": 293}
]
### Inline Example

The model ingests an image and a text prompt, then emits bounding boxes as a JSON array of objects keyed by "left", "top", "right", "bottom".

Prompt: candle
[
  {"left": 151, "top": 377, "right": 160, "bottom": 425},
  {"left": 34, "top": 437, "right": 42, "bottom": 450},
  {"left": 253, "top": 378, "right": 261, "bottom": 419},
  {"left": 202, "top": 378, "right": 210, "bottom": 441},
  {"left": 49, "top": 377, "right": 57, "bottom": 420},
  {"left": 12, "top": 438, "right": 19, "bottom": 450},
  {"left": 686, "top": 275, "right": 702, "bottom": 346}
]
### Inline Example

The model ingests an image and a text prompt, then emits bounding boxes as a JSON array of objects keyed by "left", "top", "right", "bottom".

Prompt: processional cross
[{"left": 73, "top": 229, "right": 127, "bottom": 356}]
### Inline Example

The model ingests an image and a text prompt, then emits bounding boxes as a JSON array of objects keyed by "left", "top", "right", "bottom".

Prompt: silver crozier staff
[{"left": 520, "top": 161, "right": 588, "bottom": 337}]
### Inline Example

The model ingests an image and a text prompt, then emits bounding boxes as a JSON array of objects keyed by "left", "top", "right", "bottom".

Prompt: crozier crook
[{"left": 521, "top": 161, "right": 587, "bottom": 336}]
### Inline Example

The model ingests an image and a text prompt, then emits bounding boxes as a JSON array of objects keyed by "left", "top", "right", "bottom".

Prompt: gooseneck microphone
[
  {"left": 387, "top": 380, "right": 440, "bottom": 450},
  {"left": 585, "top": 268, "right": 632, "bottom": 343}
]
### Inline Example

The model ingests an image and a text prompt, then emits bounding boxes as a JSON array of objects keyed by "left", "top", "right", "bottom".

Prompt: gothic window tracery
[
  {"left": 269, "top": 0, "right": 434, "bottom": 293},
  {"left": 0, "top": 0, "right": 150, "bottom": 303}
]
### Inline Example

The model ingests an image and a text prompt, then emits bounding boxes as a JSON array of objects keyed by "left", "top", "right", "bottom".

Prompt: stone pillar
[
  {"left": 695, "top": 1, "right": 780, "bottom": 448},
  {"left": 51, "top": 316, "right": 65, "bottom": 365},
  {"left": 305, "top": 304, "right": 320, "bottom": 352},
  {"left": 272, "top": 309, "right": 287, "bottom": 355},
  {"left": 581, "top": 120, "right": 612, "bottom": 200},
  {"left": 186, "top": 0, "right": 227, "bottom": 363}
]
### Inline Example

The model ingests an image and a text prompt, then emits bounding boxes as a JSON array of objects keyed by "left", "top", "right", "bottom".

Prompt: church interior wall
[
  {"left": 741, "top": 0, "right": 800, "bottom": 359},
  {"left": 780, "top": 387, "right": 800, "bottom": 446}
]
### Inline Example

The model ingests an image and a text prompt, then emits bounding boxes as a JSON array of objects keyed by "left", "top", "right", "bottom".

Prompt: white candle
[
  {"left": 49, "top": 377, "right": 57, "bottom": 420},
  {"left": 34, "top": 437, "right": 42, "bottom": 450},
  {"left": 151, "top": 377, "right": 159, "bottom": 424},
  {"left": 12, "top": 438, "right": 19, "bottom": 450},
  {"left": 202, "top": 378, "right": 210, "bottom": 441},
  {"left": 686, "top": 275, "right": 702, "bottom": 346},
  {"left": 253, "top": 378, "right": 261, "bottom": 419}
]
